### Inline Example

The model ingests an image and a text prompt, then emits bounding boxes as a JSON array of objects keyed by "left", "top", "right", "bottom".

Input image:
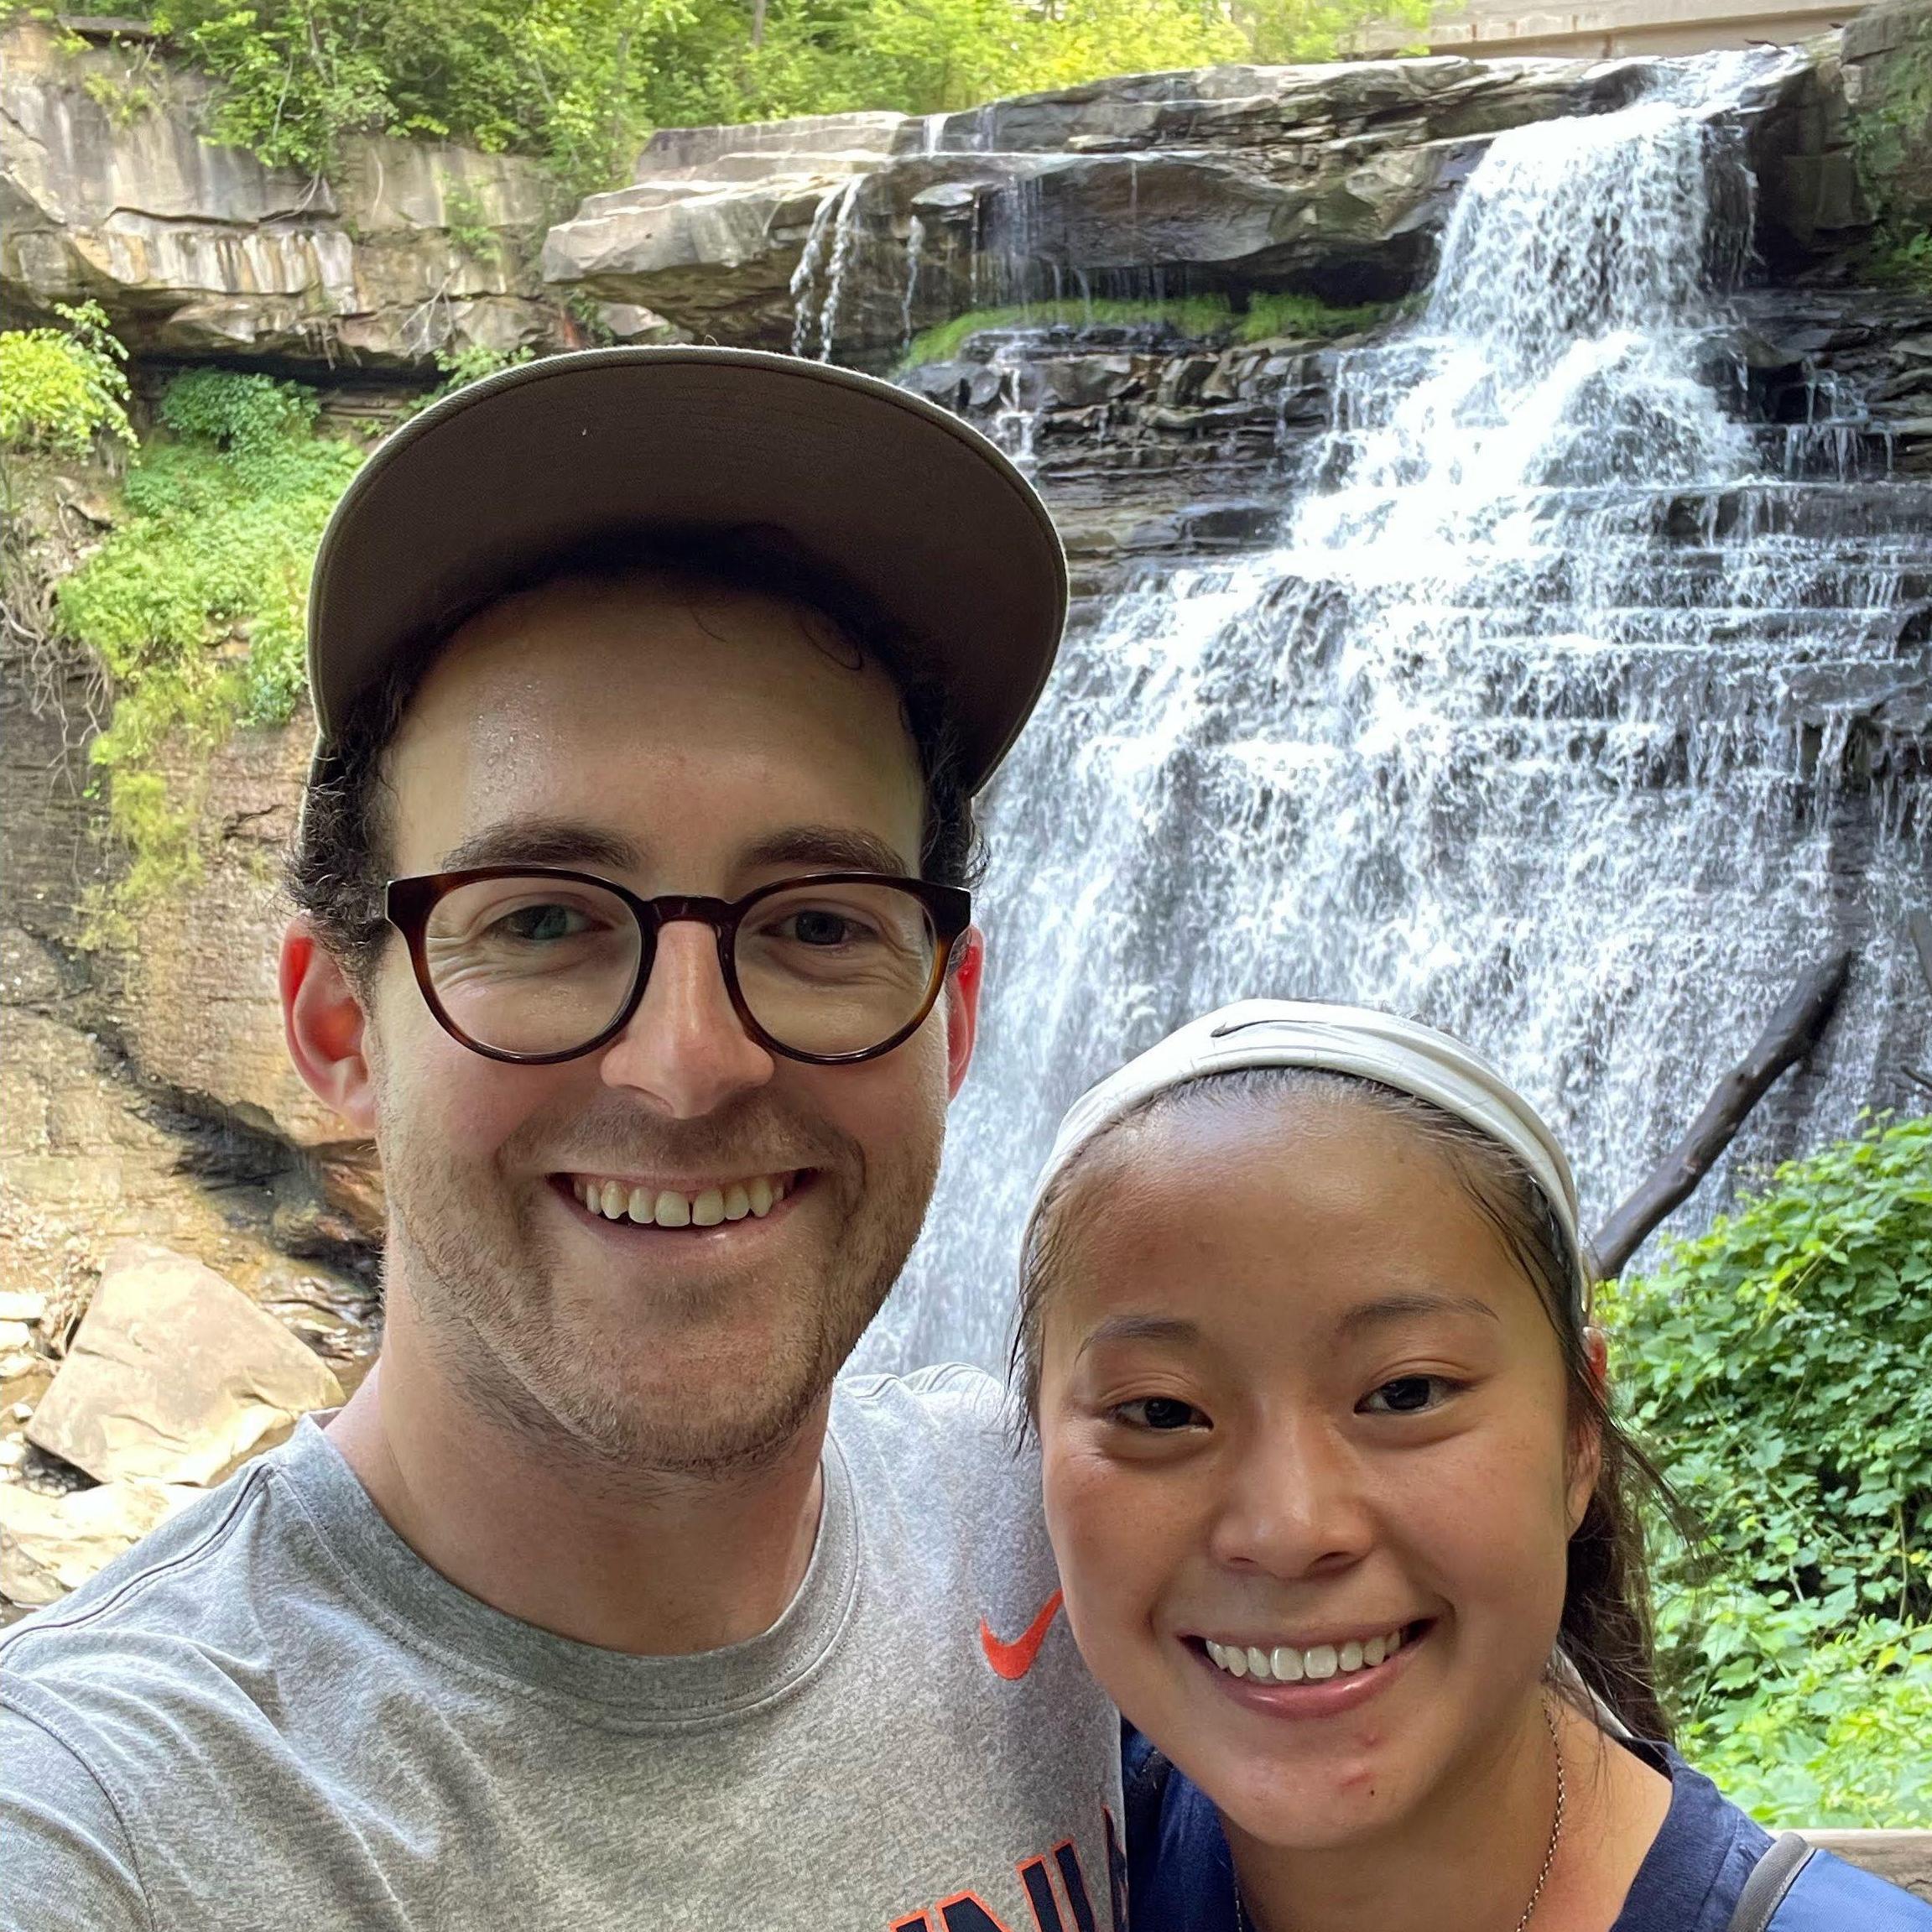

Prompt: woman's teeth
[
  {"left": 1204, "top": 1626, "right": 1406, "bottom": 1685},
  {"left": 570, "top": 1173, "right": 793, "bottom": 1227}
]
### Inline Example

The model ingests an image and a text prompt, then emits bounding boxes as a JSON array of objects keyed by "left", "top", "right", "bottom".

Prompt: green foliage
[
  {"left": 439, "top": 180, "right": 513, "bottom": 267},
  {"left": 1848, "top": 13, "right": 1932, "bottom": 292},
  {"left": 679, "top": 0, "right": 1250, "bottom": 131},
  {"left": 1236, "top": 291, "right": 1391, "bottom": 341},
  {"left": 1679, "top": 1618, "right": 1932, "bottom": 1826},
  {"left": 429, "top": 341, "right": 534, "bottom": 395},
  {"left": 1603, "top": 1115, "right": 1932, "bottom": 1824},
  {"left": 905, "top": 297, "right": 1232, "bottom": 364},
  {"left": 139, "top": 0, "right": 1425, "bottom": 188},
  {"left": 148, "top": 0, "right": 689, "bottom": 182},
  {"left": 1232, "top": 0, "right": 1429, "bottom": 60},
  {"left": 903, "top": 291, "right": 1392, "bottom": 365},
  {"left": 0, "top": 303, "right": 134, "bottom": 462},
  {"left": 1870, "top": 225, "right": 1932, "bottom": 293},
  {"left": 55, "top": 370, "right": 363, "bottom": 906}
]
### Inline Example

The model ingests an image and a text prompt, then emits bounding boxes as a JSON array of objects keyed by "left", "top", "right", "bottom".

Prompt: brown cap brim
[{"left": 306, "top": 346, "right": 1067, "bottom": 794}]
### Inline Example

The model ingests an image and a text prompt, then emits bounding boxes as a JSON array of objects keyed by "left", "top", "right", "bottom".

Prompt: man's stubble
[{"left": 376, "top": 1079, "right": 945, "bottom": 1482}]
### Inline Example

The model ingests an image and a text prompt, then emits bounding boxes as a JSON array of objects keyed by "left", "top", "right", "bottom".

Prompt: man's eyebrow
[
  {"left": 738, "top": 825, "right": 916, "bottom": 877},
  {"left": 1336, "top": 1292, "right": 1501, "bottom": 1337},
  {"left": 1076, "top": 1315, "right": 1202, "bottom": 1360},
  {"left": 439, "top": 820, "right": 644, "bottom": 873}
]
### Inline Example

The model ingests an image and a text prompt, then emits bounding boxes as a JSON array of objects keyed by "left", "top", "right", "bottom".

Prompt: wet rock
[
  {"left": 27, "top": 1240, "right": 342, "bottom": 1487},
  {"left": 112, "top": 711, "right": 380, "bottom": 1252},
  {"left": 258, "top": 1266, "right": 383, "bottom": 1389},
  {"left": 542, "top": 49, "right": 1837, "bottom": 366},
  {"left": 111, "top": 716, "right": 314, "bottom": 1142},
  {"left": 0, "top": 1476, "right": 200, "bottom": 1607},
  {"left": 594, "top": 302, "right": 688, "bottom": 342},
  {"left": 1, "top": 18, "right": 575, "bottom": 368}
]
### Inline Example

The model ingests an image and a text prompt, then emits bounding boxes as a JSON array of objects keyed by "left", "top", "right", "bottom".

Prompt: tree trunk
[{"left": 1591, "top": 950, "right": 1852, "bottom": 1280}]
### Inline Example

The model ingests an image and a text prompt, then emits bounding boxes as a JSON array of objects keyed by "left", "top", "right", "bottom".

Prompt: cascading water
[
  {"left": 856, "top": 51, "right": 1931, "bottom": 1373},
  {"left": 790, "top": 178, "right": 864, "bottom": 359}
]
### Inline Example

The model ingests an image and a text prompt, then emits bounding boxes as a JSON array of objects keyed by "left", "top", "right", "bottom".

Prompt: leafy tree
[
  {"left": 1604, "top": 1114, "right": 1932, "bottom": 1823},
  {"left": 139, "top": 0, "right": 1429, "bottom": 187},
  {"left": 149, "top": 0, "right": 695, "bottom": 182}
]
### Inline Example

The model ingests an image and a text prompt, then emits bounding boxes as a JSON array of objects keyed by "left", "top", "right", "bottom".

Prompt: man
[{"left": 0, "top": 350, "right": 1122, "bottom": 1929}]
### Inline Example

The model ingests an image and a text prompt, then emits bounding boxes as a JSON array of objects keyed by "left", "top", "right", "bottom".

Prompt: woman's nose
[{"left": 1206, "top": 1414, "right": 1376, "bottom": 1580}]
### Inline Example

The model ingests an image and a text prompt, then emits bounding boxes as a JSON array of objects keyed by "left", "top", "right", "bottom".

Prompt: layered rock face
[
  {"left": 1, "top": 19, "right": 575, "bottom": 365},
  {"left": 543, "top": 47, "right": 1872, "bottom": 367},
  {"left": 546, "top": 62, "right": 1638, "bottom": 363}
]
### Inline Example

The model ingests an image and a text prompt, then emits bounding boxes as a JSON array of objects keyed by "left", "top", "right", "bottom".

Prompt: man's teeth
[
  {"left": 1204, "top": 1626, "right": 1406, "bottom": 1684},
  {"left": 571, "top": 1173, "right": 792, "bottom": 1227}
]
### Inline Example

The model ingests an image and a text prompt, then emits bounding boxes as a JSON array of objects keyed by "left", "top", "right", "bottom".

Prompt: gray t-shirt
[{"left": 0, "top": 1367, "right": 1122, "bottom": 1930}]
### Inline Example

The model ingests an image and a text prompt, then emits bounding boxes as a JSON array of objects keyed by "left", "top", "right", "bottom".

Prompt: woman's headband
[{"left": 1027, "top": 998, "right": 1586, "bottom": 1310}]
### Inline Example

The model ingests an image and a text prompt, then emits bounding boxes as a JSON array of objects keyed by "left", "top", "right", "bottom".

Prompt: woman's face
[{"left": 1037, "top": 1092, "right": 1596, "bottom": 1851}]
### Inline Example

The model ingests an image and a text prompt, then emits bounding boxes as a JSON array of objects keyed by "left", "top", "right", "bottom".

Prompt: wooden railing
[{"left": 1802, "top": 1831, "right": 1932, "bottom": 1903}]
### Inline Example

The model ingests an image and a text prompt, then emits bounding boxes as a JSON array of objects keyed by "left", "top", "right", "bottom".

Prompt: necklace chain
[
  {"left": 1232, "top": 1695, "right": 1566, "bottom": 1932},
  {"left": 1514, "top": 1695, "right": 1566, "bottom": 1932}
]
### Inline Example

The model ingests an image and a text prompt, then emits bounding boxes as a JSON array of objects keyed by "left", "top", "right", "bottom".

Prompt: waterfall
[
  {"left": 789, "top": 178, "right": 863, "bottom": 360},
  {"left": 817, "top": 180, "right": 866, "bottom": 361},
  {"left": 858, "top": 52, "right": 1931, "bottom": 1374},
  {"left": 901, "top": 214, "right": 926, "bottom": 357}
]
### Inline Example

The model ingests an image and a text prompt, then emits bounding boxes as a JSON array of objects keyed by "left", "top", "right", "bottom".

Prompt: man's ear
[
  {"left": 281, "top": 918, "right": 378, "bottom": 1132},
  {"left": 942, "top": 925, "right": 984, "bottom": 1101},
  {"left": 1566, "top": 1325, "right": 1611, "bottom": 1534}
]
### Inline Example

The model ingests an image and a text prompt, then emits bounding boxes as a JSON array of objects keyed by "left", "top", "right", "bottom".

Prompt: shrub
[
  {"left": 0, "top": 303, "right": 133, "bottom": 461},
  {"left": 1603, "top": 1114, "right": 1932, "bottom": 1824},
  {"left": 55, "top": 371, "right": 365, "bottom": 909}
]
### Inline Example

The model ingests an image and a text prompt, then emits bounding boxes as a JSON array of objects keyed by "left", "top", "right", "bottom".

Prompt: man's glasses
[{"left": 384, "top": 867, "right": 972, "bottom": 1066}]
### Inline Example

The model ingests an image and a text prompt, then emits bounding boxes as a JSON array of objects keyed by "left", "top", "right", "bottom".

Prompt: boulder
[
  {"left": 27, "top": 1239, "right": 342, "bottom": 1486},
  {"left": 0, "top": 19, "right": 576, "bottom": 367},
  {"left": 0, "top": 1476, "right": 200, "bottom": 1607}
]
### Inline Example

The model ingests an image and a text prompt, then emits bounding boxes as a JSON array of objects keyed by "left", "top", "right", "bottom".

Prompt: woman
[{"left": 1014, "top": 999, "right": 1929, "bottom": 1932}]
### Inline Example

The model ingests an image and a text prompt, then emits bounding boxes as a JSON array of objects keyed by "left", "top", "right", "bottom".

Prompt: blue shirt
[{"left": 1124, "top": 1732, "right": 1932, "bottom": 1931}]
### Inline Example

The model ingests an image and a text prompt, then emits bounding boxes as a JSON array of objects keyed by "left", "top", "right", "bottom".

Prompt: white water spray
[{"left": 862, "top": 55, "right": 1930, "bottom": 1372}]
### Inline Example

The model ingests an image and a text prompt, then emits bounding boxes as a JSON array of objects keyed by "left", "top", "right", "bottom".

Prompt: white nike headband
[{"left": 1026, "top": 998, "right": 1586, "bottom": 1310}]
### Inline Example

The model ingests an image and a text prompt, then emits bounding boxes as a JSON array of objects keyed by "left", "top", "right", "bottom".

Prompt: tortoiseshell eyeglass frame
[{"left": 383, "top": 866, "right": 973, "bottom": 1067}]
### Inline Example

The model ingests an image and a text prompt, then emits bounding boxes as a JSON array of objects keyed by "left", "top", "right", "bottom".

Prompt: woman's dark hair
[
  {"left": 288, "top": 524, "right": 984, "bottom": 986},
  {"left": 1013, "top": 1064, "right": 1678, "bottom": 1744}
]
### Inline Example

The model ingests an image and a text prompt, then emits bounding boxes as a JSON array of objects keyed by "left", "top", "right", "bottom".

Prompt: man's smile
[{"left": 554, "top": 1169, "right": 814, "bottom": 1232}]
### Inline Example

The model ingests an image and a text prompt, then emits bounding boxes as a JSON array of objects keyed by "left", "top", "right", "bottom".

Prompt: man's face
[{"left": 364, "top": 571, "right": 969, "bottom": 1473}]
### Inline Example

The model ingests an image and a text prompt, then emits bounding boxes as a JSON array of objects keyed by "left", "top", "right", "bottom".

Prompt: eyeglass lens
[{"left": 419, "top": 875, "right": 945, "bottom": 1060}]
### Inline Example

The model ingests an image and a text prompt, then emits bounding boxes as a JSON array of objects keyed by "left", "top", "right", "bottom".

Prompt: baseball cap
[
  {"left": 305, "top": 346, "right": 1068, "bottom": 794},
  {"left": 1026, "top": 998, "right": 1587, "bottom": 1309}
]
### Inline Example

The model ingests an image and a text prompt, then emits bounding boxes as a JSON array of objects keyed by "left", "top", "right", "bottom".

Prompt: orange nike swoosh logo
[{"left": 980, "top": 1589, "right": 1065, "bottom": 1680}]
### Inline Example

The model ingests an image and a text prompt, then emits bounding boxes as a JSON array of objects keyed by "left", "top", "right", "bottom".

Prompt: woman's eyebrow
[
  {"left": 1075, "top": 1315, "right": 1201, "bottom": 1359},
  {"left": 1337, "top": 1292, "right": 1501, "bottom": 1336}
]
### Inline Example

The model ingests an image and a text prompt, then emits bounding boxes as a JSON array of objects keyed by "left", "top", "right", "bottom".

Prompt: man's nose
[
  {"left": 1206, "top": 1413, "right": 1375, "bottom": 1582},
  {"left": 595, "top": 919, "right": 775, "bottom": 1118}
]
